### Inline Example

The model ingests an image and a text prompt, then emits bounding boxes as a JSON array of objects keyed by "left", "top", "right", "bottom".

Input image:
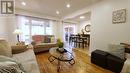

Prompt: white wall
[
  {"left": 51, "top": 21, "right": 63, "bottom": 40},
  {"left": 0, "top": 16, "right": 8, "bottom": 39},
  {"left": 90, "top": 0, "right": 130, "bottom": 53},
  {"left": 6, "top": 16, "right": 17, "bottom": 44},
  {"left": 0, "top": 15, "right": 17, "bottom": 44}
]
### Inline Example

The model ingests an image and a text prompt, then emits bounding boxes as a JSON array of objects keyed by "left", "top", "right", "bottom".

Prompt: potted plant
[
  {"left": 57, "top": 39, "right": 64, "bottom": 52},
  {"left": 58, "top": 42, "right": 64, "bottom": 48}
]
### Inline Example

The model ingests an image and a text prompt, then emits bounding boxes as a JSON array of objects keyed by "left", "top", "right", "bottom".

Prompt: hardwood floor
[{"left": 36, "top": 48, "right": 113, "bottom": 73}]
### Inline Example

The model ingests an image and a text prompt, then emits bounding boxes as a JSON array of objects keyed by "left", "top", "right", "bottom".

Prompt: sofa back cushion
[
  {"left": 0, "top": 39, "right": 12, "bottom": 57},
  {"left": 44, "top": 35, "right": 55, "bottom": 43},
  {"left": 32, "top": 35, "right": 55, "bottom": 44},
  {"left": 32, "top": 35, "right": 44, "bottom": 43}
]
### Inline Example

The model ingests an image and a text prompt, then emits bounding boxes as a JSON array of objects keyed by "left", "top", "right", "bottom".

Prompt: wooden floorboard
[{"left": 36, "top": 48, "right": 113, "bottom": 73}]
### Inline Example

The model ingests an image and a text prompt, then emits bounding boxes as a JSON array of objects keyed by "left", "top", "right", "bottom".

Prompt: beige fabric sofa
[
  {"left": 12, "top": 48, "right": 40, "bottom": 73},
  {"left": 0, "top": 39, "right": 40, "bottom": 73}
]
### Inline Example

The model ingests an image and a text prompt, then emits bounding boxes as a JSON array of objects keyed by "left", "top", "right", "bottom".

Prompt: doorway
[
  {"left": 63, "top": 23, "right": 76, "bottom": 43},
  {"left": 64, "top": 27, "right": 74, "bottom": 42}
]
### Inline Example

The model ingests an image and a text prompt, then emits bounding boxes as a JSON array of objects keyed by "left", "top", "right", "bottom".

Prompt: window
[
  {"left": 17, "top": 15, "right": 53, "bottom": 44},
  {"left": 19, "top": 17, "right": 30, "bottom": 44},
  {"left": 45, "top": 22, "right": 52, "bottom": 35},
  {"left": 31, "top": 20, "right": 45, "bottom": 35}
]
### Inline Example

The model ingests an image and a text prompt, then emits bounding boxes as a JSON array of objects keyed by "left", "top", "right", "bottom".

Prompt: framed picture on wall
[
  {"left": 85, "top": 25, "right": 91, "bottom": 32},
  {"left": 112, "top": 9, "right": 126, "bottom": 24}
]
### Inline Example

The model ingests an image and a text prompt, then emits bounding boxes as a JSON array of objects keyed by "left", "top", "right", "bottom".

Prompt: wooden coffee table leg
[
  {"left": 48, "top": 56, "right": 56, "bottom": 62},
  {"left": 69, "top": 59, "right": 75, "bottom": 65},
  {"left": 57, "top": 60, "right": 60, "bottom": 72}
]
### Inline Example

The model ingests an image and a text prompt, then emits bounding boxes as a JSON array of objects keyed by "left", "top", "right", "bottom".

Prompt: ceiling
[
  {"left": 15, "top": 0, "right": 101, "bottom": 19},
  {"left": 66, "top": 12, "right": 91, "bottom": 22}
]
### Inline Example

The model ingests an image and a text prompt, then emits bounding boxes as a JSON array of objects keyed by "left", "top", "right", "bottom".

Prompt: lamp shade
[{"left": 13, "top": 29, "right": 22, "bottom": 35}]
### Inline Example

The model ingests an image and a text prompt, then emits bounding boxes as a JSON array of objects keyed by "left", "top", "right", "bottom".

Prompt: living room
[{"left": 0, "top": 0, "right": 130, "bottom": 73}]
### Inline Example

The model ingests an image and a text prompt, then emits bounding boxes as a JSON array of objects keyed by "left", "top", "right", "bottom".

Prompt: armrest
[
  {"left": 120, "top": 43, "right": 130, "bottom": 46},
  {"left": 120, "top": 43, "right": 130, "bottom": 48},
  {"left": 11, "top": 45, "right": 28, "bottom": 54},
  {"left": 120, "top": 43, "right": 130, "bottom": 53}
]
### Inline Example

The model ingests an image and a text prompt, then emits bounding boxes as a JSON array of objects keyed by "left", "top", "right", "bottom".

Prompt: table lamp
[{"left": 13, "top": 29, "right": 22, "bottom": 42}]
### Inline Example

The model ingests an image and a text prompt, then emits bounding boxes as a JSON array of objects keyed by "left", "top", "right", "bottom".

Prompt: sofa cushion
[
  {"left": 43, "top": 35, "right": 55, "bottom": 43},
  {"left": 108, "top": 44, "right": 125, "bottom": 60},
  {"left": 0, "top": 39, "right": 12, "bottom": 57},
  {"left": 51, "top": 36, "right": 55, "bottom": 43},
  {"left": 12, "top": 49, "right": 40, "bottom": 73},
  {"left": 32, "top": 35, "right": 55, "bottom": 44},
  {"left": 32, "top": 35, "right": 44, "bottom": 43},
  {"left": 44, "top": 36, "right": 51, "bottom": 43},
  {"left": 11, "top": 45, "right": 28, "bottom": 54}
]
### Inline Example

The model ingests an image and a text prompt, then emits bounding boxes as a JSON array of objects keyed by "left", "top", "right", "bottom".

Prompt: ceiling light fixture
[
  {"left": 56, "top": 11, "right": 60, "bottom": 14},
  {"left": 80, "top": 16, "right": 85, "bottom": 19},
  {"left": 21, "top": 2, "right": 26, "bottom": 6},
  {"left": 66, "top": 4, "right": 70, "bottom": 8}
]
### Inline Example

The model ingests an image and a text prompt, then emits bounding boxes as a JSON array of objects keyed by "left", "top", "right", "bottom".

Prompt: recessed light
[
  {"left": 66, "top": 4, "right": 70, "bottom": 8},
  {"left": 80, "top": 16, "right": 85, "bottom": 19},
  {"left": 56, "top": 11, "right": 60, "bottom": 14},
  {"left": 21, "top": 2, "right": 26, "bottom": 6}
]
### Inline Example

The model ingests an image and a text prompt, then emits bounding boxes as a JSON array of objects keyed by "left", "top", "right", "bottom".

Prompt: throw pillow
[
  {"left": 44, "top": 37, "right": 51, "bottom": 43},
  {"left": 0, "top": 55, "right": 25, "bottom": 73},
  {"left": 51, "top": 37, "right": 55, "bottom": 43},
  {"left": 11, "top": 45, "right": 28, "bottom": 54},
  {"left": 108, "top": 44, "right": 125, "bottom": 60},
  {"left": 0, "top": 39, "right": 12, "bottom": 57}
]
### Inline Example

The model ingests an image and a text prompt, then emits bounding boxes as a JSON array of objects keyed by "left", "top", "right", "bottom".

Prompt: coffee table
[{"left": 48, "top": 47, "right": 75, "bottom": 72}]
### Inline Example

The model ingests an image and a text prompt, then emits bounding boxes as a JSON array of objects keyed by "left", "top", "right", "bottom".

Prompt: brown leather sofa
[
  {"left": 31, "top": 35, "right": 57, "bottom": 53},
  {"left": 33, "top": 43, "right": 57, "bottom": 53}
]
